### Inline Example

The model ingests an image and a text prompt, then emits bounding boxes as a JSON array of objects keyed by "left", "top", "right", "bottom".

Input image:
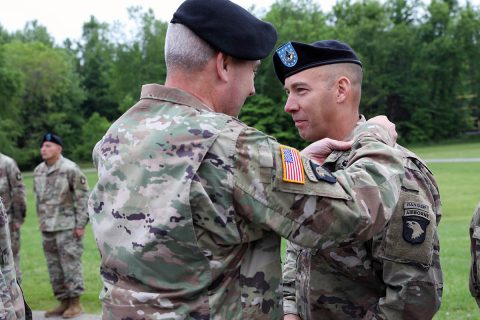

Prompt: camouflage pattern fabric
[
  {"left": 283, "top": 118, "right": 443, "bottom": 320},
  {"left": 89, "top": 84, "right": 405, "bottom": 319},
  {"left": 9, "top": 226, "right": 21, "bottom": 283},
  {"left": 0, "top": 198, "right": 27, "bottom": 319},
  {"left": 33, "top": 156, "right": 89, "bottom": 300},
  {"left": 41, "top": 230, "right": 85, "bottom": 299},
  {"left": 0, "top": 153, "right": 27, "bottom": 281},
  {"left": 33, "top": 156, "right": 89, "bottom": 231},
  {"left": 469, "top": 203, "right": 480, "bottom": 307}
]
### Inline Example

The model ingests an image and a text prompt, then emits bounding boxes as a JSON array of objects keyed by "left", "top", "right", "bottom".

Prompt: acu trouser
[{"left": 42, "top": 230, "right": 85, "bottom": 300}]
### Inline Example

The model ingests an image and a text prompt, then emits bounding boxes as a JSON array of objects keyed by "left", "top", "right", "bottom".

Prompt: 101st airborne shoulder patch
[
  {"left": 280, "top": 146, "right": 304, "bottom": 184},
  {"left": 16, "top": 172, "right": 22, "bottom": 181},
  {"left": 402, "top": 201, "right": 431, "bottom": 245}
]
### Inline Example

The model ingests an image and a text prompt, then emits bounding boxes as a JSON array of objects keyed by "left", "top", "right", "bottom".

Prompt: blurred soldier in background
[
  {"left": 33, "top": 133, "right": 89, "bottom": 319},
  {"left": 88, "top": 0, "right": 405, "bottom": 319},
  {"left": 0, "top": 197, "right": 31, "bottom": 319},
  {"left": 273, "top": 40, "right": 443, "bottom": 320},
  {"left": 469, "top": 203, "right": 480, "bottom": 307},
  {"left": 0, "top": 152, "right": 26, "bottom": 282}
]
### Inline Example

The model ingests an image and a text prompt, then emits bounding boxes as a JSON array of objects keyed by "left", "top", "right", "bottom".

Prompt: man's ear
[
  {"left": 216, "top": 52, "right": 231, "bottom": 82},
  {"left": 337, "top": 76, "right": 351, "bottom": 103}
]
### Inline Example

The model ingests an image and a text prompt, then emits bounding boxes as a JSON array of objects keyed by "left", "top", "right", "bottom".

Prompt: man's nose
[{"left": 284, "top": 97, "right": 298, "bottom": 113}]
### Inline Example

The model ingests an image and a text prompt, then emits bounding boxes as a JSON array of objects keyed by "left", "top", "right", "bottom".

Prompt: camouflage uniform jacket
[
  {"left": 469, "top": 202, "right": 480, "bottom": 307},
  {"left": 33, "top": 156, "right": 89, "bottom": 231},
  {"left": 0, "top": 199, "right": 27, "bottom": 319},
  {"left": 89, "top": 84, "right": 406, "bottom": 320},
  {"left": 283, "top": 118, "right": 443, "bottom": 320},
  {"left": 0, "top": 153, "right": 26, "bottom": 225}
]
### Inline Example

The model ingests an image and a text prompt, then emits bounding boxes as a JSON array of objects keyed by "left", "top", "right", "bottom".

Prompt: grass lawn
[
  {"left": 409, "top": 139, "right": 480, "bottom": 159},
  {"left": 19, "top": 141, "right": 480, "bottom": 317}
]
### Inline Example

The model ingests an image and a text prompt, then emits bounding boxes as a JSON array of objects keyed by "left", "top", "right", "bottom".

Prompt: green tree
[
  {"left": 3, "top": 41, "right": 85, "bottom": 167},
  {"left": 0, "top": 44, "right": 22, "bottom": 156},
  {"left": 75, "top": 112, "right": 111, "bottom": 161},
  {"left": 109, "top": 7, "right": 168, "bottom": 113},
  {"left": 12, "top": 20, "right": 54, "bottom": 46},
  {"left": 77, "top": 16, "right": 117, "bottom": 120}
]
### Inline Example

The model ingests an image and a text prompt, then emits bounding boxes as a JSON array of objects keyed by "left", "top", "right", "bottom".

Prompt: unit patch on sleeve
[
  {"left": 402, "top": 202, "right": 431, "bottom": 245},
  {"left": 280, "top": 146, "right": 304, "bottom": 184},
  {"left": 16, "top": 172, "right": 22, "bottom": 181},
  {"left": 310, "top": 160, "right": 336, "bottom": 184}
]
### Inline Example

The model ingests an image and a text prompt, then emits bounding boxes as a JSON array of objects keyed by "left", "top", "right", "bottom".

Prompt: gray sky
[
  {"left": 1, "top": 0, "right": 478, "bottom": 45},
  {"left": 0, "top": 0, "right": 335, "bottom": 44}
]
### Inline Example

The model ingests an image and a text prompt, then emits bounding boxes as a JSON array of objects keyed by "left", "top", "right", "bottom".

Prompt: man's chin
[{"left": 298, "top": 130, "right": 311, "bottom": 141}]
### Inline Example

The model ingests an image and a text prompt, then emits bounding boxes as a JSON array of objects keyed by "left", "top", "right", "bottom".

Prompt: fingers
[
  {"left": 325, "top": 138, "right": 352, "bottom": 151},
  {"left": 367, "top": 115, "right": 398, "bottom": 143}
]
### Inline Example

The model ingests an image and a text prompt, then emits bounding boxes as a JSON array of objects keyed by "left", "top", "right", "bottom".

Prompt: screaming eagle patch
[{"left": 402, "top": 202, "right": 430, "bottom": 245}]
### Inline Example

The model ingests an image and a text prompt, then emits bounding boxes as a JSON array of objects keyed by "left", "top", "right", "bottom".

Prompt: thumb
[{"left": 326, "top": 139, "right": 352, "bottom": 151}]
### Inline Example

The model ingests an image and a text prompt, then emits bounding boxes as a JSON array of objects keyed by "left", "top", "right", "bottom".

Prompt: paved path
[
  {"left": 32, "top": 311, "right": 101, "bottom": 320},
  {"left": 424, "top": 158, "right": 480, "bottom": 163}
]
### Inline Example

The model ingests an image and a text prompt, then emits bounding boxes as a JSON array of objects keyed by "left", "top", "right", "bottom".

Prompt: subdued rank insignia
[
  {"left": 302, "top": 158, "right": 317, "bottom": 182},
  {"left": 402, "top": 202, "right": 431, "bottom": 245},
  {"left": 16, "top": 172, "right": 22, "bottom": 181},
  {"left": 309, "top": 160, "right": 336, "bottom": 184},
  {"left": 80, "top": 177, "right": 86, "bottom": 185},
  {"left": 280, "top": 146, "right": 304, "bottom": 184},
  {"left": 276, "top": 42, "right": 298, "bottom": 67}
]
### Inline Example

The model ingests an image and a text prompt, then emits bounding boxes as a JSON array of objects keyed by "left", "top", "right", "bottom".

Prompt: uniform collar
[
  {"left": 44, "top": 155, "right": 64, "bottom": 174},
  {"left": 324, "top": 115, "right": 366, "bottom": 164},
  {"left": 140, "top": 84, "right": 214, "bottom": 113}
]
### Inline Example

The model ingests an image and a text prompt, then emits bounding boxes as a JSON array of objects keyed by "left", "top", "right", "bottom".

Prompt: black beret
[
  {"left": 171, "top": 0, "right": 277, "bottom": 60},
  {"left": 273, "top": 40, "right": 362, "bottom": 84},
  {"left": 42, "top": 133, "right": 63, "bottom": 147}
]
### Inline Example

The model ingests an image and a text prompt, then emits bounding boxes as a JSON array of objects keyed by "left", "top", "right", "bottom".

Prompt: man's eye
[{"left": 297, "top": 88, "right": 307, "bottom": 94}]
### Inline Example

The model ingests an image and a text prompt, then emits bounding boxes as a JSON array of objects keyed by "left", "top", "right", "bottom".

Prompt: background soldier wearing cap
[
  {"left": 0, "top": 197, "right": 30, "bottom": 319},
  {"left": 33, "top": 133, "right": 89, "bottom": 318},
  {"left": 0, "top": 152, "right": 26, "bottom": 282},
  {"left": 273, "top": 40, "right": 443, "bottom": 320},
  {"left": 88, "top": 0, "right": 405, "bottom": 318}
]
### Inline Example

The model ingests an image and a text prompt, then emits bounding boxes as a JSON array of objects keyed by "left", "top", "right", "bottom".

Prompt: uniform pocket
[{"left": 382, "top": 187, "right": 435, "bottom": 267}]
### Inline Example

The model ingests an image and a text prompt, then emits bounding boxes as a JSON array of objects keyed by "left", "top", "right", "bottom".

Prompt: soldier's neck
[{"left": 46, "top": 155, "right": 61, "bottom": 166}]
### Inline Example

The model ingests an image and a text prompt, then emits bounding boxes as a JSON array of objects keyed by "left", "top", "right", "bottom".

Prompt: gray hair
[{"left": 165, "top": 23, "right": 217, "bottom": 72}]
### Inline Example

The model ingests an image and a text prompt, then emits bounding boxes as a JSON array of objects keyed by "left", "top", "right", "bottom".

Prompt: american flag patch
[{"left": 280, "top": 146, "right": 305, "bottom": 184}]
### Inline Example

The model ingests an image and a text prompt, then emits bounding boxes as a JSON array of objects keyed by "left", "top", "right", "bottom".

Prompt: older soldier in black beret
[
  {"left": 275, "top": 40, "right": 443, "bottom": 320},
  {"left": 88, "top": 1, "right": 402, "bottom": 318}
]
